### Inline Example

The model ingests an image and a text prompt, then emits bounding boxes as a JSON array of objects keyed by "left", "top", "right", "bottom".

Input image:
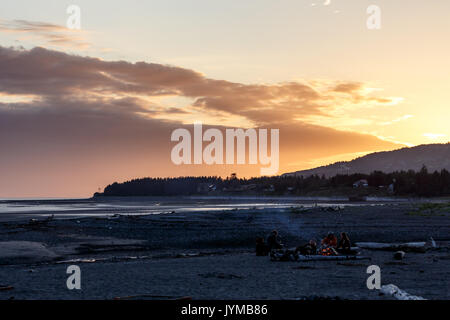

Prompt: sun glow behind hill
[{"left": 0, "top": 1, "right": 449, "bottom": 197}]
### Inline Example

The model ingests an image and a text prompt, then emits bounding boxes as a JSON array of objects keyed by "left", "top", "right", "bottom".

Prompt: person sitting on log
[
  {"left": 267, "top": 230, "right": 283, "bottom": 250},
  {"left": 321, "top": 232, "right": 338, "bottom": 248},
  {"left": 337, "top": 232, "right": 356, "bottom": 254}
]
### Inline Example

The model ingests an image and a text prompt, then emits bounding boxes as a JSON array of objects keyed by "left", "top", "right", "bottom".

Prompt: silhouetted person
[
  {"left": 255, "top": 237, "right": 269, "bottom": 256},
  {"left": 267, "top": 230, "right": 283, "bottom": 250},
  {"left": 337, "top": 232, "right": 353, "bottom": 254}
]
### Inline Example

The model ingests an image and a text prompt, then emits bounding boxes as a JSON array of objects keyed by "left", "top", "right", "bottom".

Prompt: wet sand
[{"left": 0, "top": 200, "right": 449, "bottom": 300}]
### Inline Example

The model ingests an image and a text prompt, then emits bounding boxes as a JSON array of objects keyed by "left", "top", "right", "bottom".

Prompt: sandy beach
[{"left": 0, "top": 198, "right": 449, "bottom": 300}]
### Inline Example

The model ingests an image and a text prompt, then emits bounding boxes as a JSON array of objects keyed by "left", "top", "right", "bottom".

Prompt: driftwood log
[
  {"left": 380, "top": 284, "right": 426, "bottom": 300},
  {"left": 355, "top": 242, "right": 426, "bottom": 252},
  {"left": 297, "top": 255, "right": 370, "bottom": 261},
  {"left": 0, "top": 285, "right": 14, "bottom": 291}
]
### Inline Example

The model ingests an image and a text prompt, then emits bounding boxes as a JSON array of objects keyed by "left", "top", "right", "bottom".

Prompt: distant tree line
[{"left": 96, "top": 166, "right": 450, "bottom": 197}]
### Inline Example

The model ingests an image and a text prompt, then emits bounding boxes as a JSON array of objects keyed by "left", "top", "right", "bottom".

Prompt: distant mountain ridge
[{"left": 283, "top": 143, "right": 450, "bottom": 177}]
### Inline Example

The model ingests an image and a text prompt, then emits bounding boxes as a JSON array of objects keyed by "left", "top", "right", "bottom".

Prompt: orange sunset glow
[{"left": 0, "top": 1, "right": 449, "bottom": 197}]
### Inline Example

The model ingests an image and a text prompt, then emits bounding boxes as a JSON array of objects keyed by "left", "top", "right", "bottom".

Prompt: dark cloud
[
  {"left": 0, "top": 46, "right": 401, "bottom": 197},
  {"left": 0, "top": 46, "right": 397, "bottom": 125}
]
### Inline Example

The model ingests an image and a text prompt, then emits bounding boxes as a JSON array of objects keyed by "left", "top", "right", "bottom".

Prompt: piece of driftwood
[
  {"left": 380, "top": 284, "right": 425, "bottom": 300},
  {"left": 337, "top": 262, "right": 367, "bottom": 267},
  {"left": 355, "top": 242, "right": 426, "bottom": 252},
  {"left": 297, "top": 255, "right": 370, "bottom": 261},
  {"left": 0, "top": 285, "right": 14, "bottom": 291},
  {"left": 394, "top": 251, "right": 406, "bottom": 260},
  {"left": 198, "top": 272, "right": 243, "bottom": 279}
]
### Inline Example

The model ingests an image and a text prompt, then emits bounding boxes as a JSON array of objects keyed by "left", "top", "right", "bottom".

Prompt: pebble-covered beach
[{"left": 0, "top": 198, "right": 449, "bottom": 300}]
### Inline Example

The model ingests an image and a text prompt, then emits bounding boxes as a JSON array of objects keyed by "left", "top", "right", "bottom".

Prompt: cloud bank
[{"left": 0, "top": 46, "right": 401, "bottom": 197}]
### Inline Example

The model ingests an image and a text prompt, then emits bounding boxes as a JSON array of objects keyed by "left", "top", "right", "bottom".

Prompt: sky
[{"left": 0, "top": 0, "right": 449, "bottom": 198}]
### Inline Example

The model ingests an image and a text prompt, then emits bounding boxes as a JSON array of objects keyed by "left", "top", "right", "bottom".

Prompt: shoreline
[{"left": 0, "top": 196, "right": 448, "bottom": 224}]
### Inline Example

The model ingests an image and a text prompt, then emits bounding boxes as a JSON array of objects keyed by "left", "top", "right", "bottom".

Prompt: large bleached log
[
  {"left": 297, "top": 255, "right": 370, "bottom": 261},
  {"left": 355, "top": 242, "right": 426, "bottom": 252},
  {"left": 380, "top": 284, "right": 426, "bottom": 300}
]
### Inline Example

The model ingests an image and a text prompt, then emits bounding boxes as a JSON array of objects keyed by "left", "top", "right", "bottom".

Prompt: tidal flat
[{"left": 0, "top": 198, "right": 448, "bottom": 300}]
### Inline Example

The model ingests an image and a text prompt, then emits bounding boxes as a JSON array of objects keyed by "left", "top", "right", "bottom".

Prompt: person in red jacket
[{"left": 321, "top": 232, "right": 338, "bottom": 248}]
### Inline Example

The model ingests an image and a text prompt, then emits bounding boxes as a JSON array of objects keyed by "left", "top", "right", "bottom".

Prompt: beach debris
[
  {"left": 74, "top": 240, "right": 148, "bottom": 254},
  {"left": 393, "top": 251, "right": 405, "bottom": 260},
  {"left": 0, "top": 285, "right": 14, "bottom": 291},
  {"left": 17, "top": 217, "right": 54, "bottom": 230},
  {"left": 289, "top": 207, "right": 307, "bottom": 214},
  {"left": 348, "top": 196, "right": 367, "bottom": 202},
  {"left": 355, "top": 242, "right": 426, "bottom": 252},
  {"left": 337, "top": 262, "right": 367, "bottom": 267},
  {"left": 56, "top": 254, "right": 149, "bottom": 264},
  {"left": 320, "top": 206, "right": 342, "bottom": 212},
  {"left": 384, "top": 261, "right": 408, "bottom": 266},
  {"left": 56, "top": 258, "right": 97, "bottom": 264},
  {"left": 198, "top": 272, "right": 243, "bottom": 280},
  {"left": 380, "top": 284, "right": 426, "bottom": 300},
  {"left": 292, "top": 265, "right": 315, "bottom": 270},
  {"left": 176, "top": 253, "right": 202, "bottom": 258},
  {"left": 430, "top": 237, "right": 437, "bottom": 248},
  {"left": 271, "top": 249, "right": 370, "bottom": 262},
  {"left": 426, "top": 237, "right": 439, "bottom": 250}
]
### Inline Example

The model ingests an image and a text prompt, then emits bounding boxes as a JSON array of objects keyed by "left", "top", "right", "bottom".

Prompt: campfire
[{"left": 319, "top": 247, "right": 336, "bottom": 256}]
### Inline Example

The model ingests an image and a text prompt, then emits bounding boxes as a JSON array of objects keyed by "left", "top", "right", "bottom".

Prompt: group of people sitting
[{"left": 256, "top": 230, "right": 353, "bottom": 256}]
